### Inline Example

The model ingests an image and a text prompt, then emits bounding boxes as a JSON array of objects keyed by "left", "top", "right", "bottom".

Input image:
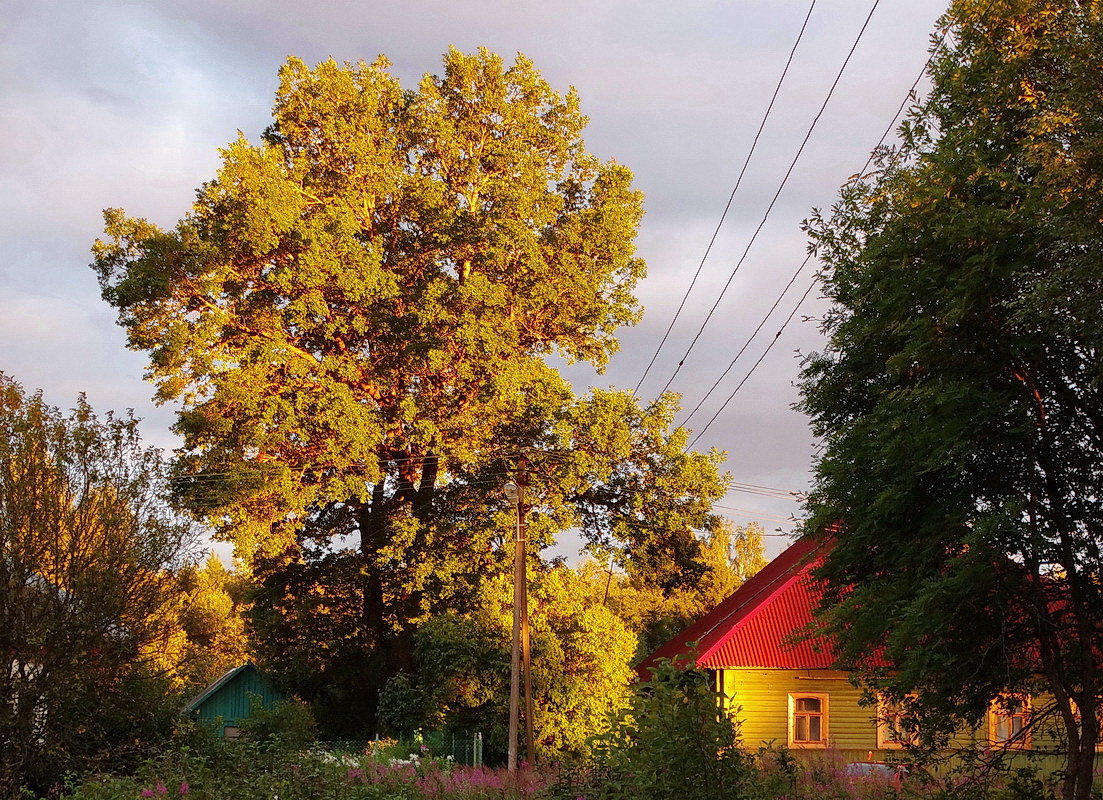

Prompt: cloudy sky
[{"left": 2, "top": 0, "right": 948, "bottom": 556}]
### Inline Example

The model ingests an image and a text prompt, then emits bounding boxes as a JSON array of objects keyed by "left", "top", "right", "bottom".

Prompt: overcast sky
[{"left": 1, "top": 0, "right": 949, "bottom": 557}]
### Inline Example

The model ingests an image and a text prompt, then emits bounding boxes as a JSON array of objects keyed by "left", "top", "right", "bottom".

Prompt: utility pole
[{"left": 504, "top": 465, "right": 534, "bottom": 771}]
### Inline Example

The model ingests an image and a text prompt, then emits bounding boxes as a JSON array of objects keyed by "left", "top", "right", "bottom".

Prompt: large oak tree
[{"left": 93, "top": 50, "right": 726, "bottom": 731}]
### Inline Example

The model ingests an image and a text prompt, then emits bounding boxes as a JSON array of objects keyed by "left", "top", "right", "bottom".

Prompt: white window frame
[
  {"left": 876, "top": 694, "right": 917, "bottom": 750},
  {"left": 788, "top": 692, "right": 829, "bottom": 748},
  {"left": 989, "top": 695, "right": 1032, "bottom": 750}
]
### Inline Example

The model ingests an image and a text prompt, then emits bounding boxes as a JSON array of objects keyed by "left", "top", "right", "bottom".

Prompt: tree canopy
[
  {"left": 93, "top": 49, "right": 646, "bottom": 559},
  {"left": 0, "top": 375, "right": 195, "bottom": 796},
  {"left": 175, "top": 554, "right": 251, "bottom": 690},
  {"left": 800, "top": 2, "right": 1103, "bottom": 797},
  {"left": 93, "top": 49, "right": 729, "bottom": 733}
]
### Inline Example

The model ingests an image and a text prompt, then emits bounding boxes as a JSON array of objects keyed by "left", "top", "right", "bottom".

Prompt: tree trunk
[
  {"left": 354, "top": 453, "right": 439, "bottom": 733},
  {"left": 357, "top": 481, "right": 389, "bottom": 731}
]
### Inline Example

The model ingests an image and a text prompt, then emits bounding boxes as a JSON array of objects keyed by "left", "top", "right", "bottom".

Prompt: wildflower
[
  {"left": 155, "top": 784, "right": 168, "bottom": 796},
  {"left": 140, "top": 791, "right": 154, "bottom": 798},
  {"left": 178, "top": 783, "right": 189, "bottom": 796}
]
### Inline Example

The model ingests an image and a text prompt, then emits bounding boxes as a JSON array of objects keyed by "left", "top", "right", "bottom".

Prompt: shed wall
[{"left": 194, "top": 667, "right": 283, "bottom": 726}]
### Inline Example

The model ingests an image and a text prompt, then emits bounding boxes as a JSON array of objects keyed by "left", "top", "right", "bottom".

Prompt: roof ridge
[{"left": 183, "top": 663, "right": 254, "bottom": 713}]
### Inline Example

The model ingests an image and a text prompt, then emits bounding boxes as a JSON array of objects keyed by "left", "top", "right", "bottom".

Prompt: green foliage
[
  {"left": 92, "top": 48, "right": 647, "bottom": 562},
  {"left": 800, "top": 2, "right": 1103, "bottom": 797},
  {"left": 0, "top": 374, "right": 196, "bottom": 797},
  {"left": 584, "top": 658, "right": 753, "bottom": 800},
  {"left": 53, "top": 724, "right": 1079, "bottom": 800},
  {"left": 594, "top": 519, "right": 767, "bottom": 660},
  {"left": 63, "top": 734, "right": 547, "bottom": 800},
  {"left": 176, "top": 555, "right": 250, "bottom": 690},
  {"left": 377, "top": 674, "right": 427, "bottom": 739},
  {"left": 238, "top": 697, "right": 317, "bottom": 749},
  {"left": 92, "top": 48, "right": 728, "bottom": 735},
  {"left": 395, "top": 565, "right": 638, "bottom": 762}
]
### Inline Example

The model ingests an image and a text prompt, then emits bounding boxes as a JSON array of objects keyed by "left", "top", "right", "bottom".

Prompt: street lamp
[{"left": 504, "top": 480, "right": 534, "bottom": 771}]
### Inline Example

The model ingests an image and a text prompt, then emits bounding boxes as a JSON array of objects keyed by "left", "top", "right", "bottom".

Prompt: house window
[
  {"left": 989, "top": 696, "right": 1031, "bottom": 749},
  {"left": 876, "top": 695, "right": 916, "bottom": 749},
  {"left": 789, "top": 693, "right": 828, "bottom": 747}
]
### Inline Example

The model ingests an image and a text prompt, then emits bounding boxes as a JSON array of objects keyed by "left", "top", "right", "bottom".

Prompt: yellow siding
[
  {"left": 722, "top": 668, "right": 881, "bottom": 755},
  {"left": 720, "top": 670, "right": 1103, "bottom": 773}
]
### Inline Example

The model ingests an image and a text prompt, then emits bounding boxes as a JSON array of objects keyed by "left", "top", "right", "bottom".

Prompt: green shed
[{"left": 184, "top": 664, "right": 285, "bottom": 738}]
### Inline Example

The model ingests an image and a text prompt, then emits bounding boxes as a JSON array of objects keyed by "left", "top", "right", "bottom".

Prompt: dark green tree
[
  {"left": 0, "top": 375, "right": 195, "bottom": 797},
  {"left": 93, "top": 50, "right": 726, "bottom": 732},
  {"left": 800, "top": 2, "right": 1103, "bottom": 797}
]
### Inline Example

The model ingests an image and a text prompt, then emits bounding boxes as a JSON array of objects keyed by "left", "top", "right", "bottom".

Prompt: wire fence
[{"left": 315, "top": 731, "right": 485, "bottom": 768}]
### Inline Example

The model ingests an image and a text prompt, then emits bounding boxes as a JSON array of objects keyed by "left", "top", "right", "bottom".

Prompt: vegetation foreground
[
  {"left": 62, "top": 665, "right": 1100, "bottom": 800},
  {"left": 64, "top": 736, "right": 1086, "bottom": 800}
]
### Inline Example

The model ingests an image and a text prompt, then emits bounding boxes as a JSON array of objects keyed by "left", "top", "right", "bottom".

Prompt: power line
[
  {"left": 632, "top": 0, "right": 819, "bottom": 397},
  {"left": 687, "top": 277, "right": 817, "bottom": 450},
  {"left": 730, "top": 479, "right": 799, "bottom": 494},
  {"left": 713, "top": 504, "right": 800, "bottom": 529},
  {"left": 688, "top": 9, "right": 983, "bottom": 534},
  {"left": 654, "top": 0, "right": 882, "bottom": 398},
  {"left": 680, "top": 251, "right": 813, "bottom": 428},
  {"left": 674, "top": 30, "right": 918, "bottom": 429},
  {"left": 727, "top": 483, "right": 804, "bottom": 502},
  {"left": 666, "top": 4, "right": 961, "bottom": 443},
  {"left": 846, "top": 0, "right": 959, "bottom": 186}
]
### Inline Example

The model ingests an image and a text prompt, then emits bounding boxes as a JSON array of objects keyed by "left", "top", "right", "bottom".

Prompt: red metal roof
[{"left": 636, "top": 536, "right": 836, "bottom": 677}]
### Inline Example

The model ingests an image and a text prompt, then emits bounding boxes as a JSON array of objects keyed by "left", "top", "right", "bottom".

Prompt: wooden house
[
  {"left": 184, "top": 663, "right": 285, "bottom": 738},
  {"left": 638, "top": 537, "right": 1082, "bottom": 766}
]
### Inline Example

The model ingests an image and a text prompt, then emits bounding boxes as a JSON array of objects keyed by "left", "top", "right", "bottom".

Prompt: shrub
[
  {"left": 238, "top": 697, "right": 317, "bottom": 749},
  {"left": 571, "top": 658, "right": 753, "bottom": 800}
]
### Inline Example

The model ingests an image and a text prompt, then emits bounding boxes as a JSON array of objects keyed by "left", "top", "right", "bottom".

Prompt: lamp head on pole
[{"left": 503, "top": 481, "right": 520, "bottom": 505}]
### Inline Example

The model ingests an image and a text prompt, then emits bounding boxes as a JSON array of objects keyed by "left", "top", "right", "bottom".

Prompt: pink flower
[
  {"left": 178, "top": 783, "right": 189, "bottom": 796},
  {"left": 140, "top": 791, "right": 154, "bottom": 798},
  {"left": 155, "top": 784, "right": 168, "bottom": 796}
]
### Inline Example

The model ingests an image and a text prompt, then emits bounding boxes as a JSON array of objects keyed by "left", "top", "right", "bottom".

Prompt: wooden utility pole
[
  {"left": 505, "top": 466, "right": 534, "bottom": 771},
  {"left": 520, "top": 479, "right": 534, "bottom": 764}
]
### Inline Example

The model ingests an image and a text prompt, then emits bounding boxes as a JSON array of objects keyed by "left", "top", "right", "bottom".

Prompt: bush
[
  {"left": 238, "top": 697, "right": 317, "bottom": 749},
  {"left": 566, "top": 658, "right": 753, "bottom": 800}
]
